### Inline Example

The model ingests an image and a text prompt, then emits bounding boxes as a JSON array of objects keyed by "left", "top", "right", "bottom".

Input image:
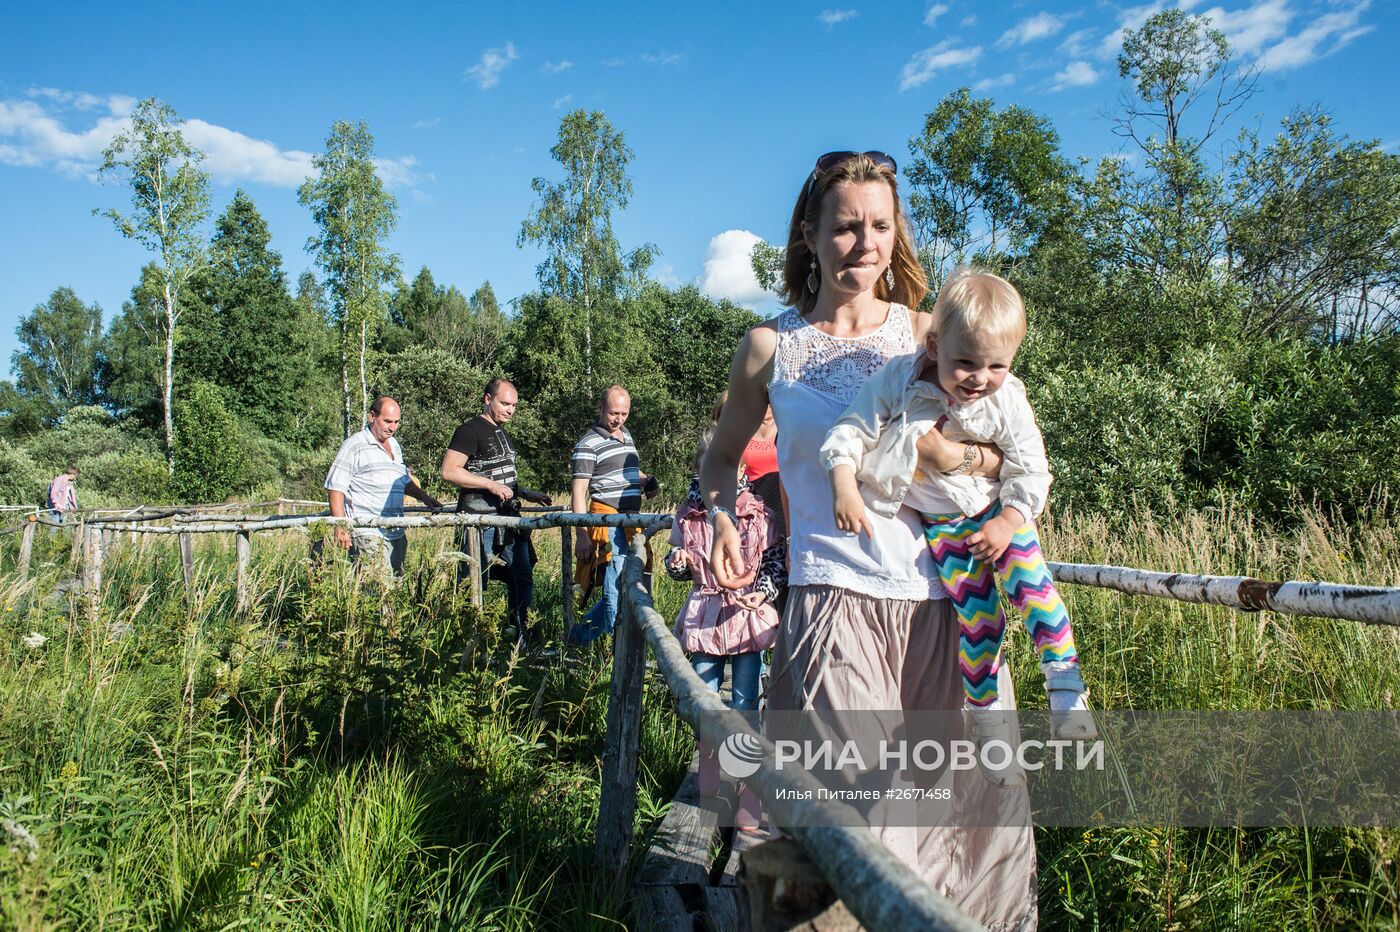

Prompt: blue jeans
[
  {"left": 691, "top": 651, "right": 763, "bottom": 712},
  {"left": 483, "top": 526, "right": 535, "bottom": 637},
  {"left": 570, "top": 525, "right": 629, "bottom": 645}
]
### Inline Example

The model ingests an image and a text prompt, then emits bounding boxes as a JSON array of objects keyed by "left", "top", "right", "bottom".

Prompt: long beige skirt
[{"left": 768, "top": 585, "right": 1039, "bottom": 932}]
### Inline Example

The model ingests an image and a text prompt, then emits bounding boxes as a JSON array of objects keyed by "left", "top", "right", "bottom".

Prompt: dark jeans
[{"left": 460, "top": 526, "right": 536, "bottom": 639}]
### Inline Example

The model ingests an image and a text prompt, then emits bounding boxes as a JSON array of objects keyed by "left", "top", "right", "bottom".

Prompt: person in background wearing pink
[
  {"left": 667, "top": 396, "right": 784, "bottom": 829},
  {"left": 47, "top": 466, "right": 79, "bottom": 522}
]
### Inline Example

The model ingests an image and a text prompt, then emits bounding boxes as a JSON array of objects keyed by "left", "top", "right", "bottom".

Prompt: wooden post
[
  {"left": 180, "top": 531, "right": 194, "bottom": 593},
  {"left": 68, "top": 519, "right": 84, "bottom": 570},
  {"left": 561, "top": 524, "right": 575, "bottom": 636},
  {"left": 594, "top": 547, "right": 647, "bottom": 874},
  {"left": 467, "top": 526, "right": 483, "bottom": 611},
  {"left": 83, "top": 524, "right": 104, "bottom": 599},
  {"left": 276, "top": 499, "right": 287, "bottom": 517},
  {"left": 236, "top": 530, "right": 252, "bottom": 612},
  {"left": 739, "top": 839, "right": 861, "bottom": 930},
  {"left": 17, "top": 519, "right": 35, "bottom": 581}
]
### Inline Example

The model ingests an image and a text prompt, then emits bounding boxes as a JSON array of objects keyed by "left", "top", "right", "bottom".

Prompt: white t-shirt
[{"left": 325, "top": 428, "right": 410, "bottom": 540}]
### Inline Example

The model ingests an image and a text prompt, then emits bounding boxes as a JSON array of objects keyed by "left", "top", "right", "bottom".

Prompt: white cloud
[
  {"left": 181, "top": 120, "right": 316, "bottom": 186},
  {"left": 641, "top": 51, "right": 686, "bottom": 65},
  {"left": 412, "top": 117, "right": 441, "bottom": 130},
  {"left": 1051, "top": 60, "right": 1101, "bottom": 90},
  {"left": 974, "top": 73, "right": 1017, "bottom": 91},
  {"left": 924, "top": 4, "right": 949, "bottom": 27},
  {"left": 1060, "top": 27, "right": 1096, "bottom": 59},
  {"left": 602, "top": 57, "right": 627, "bottom": 67},
  {"left": 818, "top": 9, "right": 859, "bottom": 29},
  {"left": 899, "top": 41, "right": 983, "bottom": 91},
  {"left": 996, "top": 12, "right": 1066, "bottom": 49},
  {"left": 1200, "top": 0, "right": 1292, "bottom": 57},
  {"left": 1255, "top": 1, "right": 1372, "bottom": 72},
  {"left": 0, "top": 90, "right": 420, "bottom": 189},
  {"left": 552, "top": 94, "right": 574, "bottom": 110},
  {"left": 0, "top": 95, "right": 129, "bottom": 176},
  {"left": 465, "top": 42, "right": 519, "bottom": 90},
  {"left": 699, "top": 230, "right": 773, "bottom": 307},
  {"left": 960, "top": 14, "right": 978, "bottom": 27},
  {"left": 541, "top": 60, "right": 574, "bottom": 75}
]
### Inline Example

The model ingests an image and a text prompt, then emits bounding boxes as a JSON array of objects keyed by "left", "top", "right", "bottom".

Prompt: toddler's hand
[
  {"left": 968, "top": 514, "right": 1017, "bottom": 563},
  {"left": 734, "top": 591, "right": 767, "bottom": 610},
  {"left": 666, "top": 550, "right": 690, "bottom": 571},
  {"left": 832, "top": 488, "right": 874, "bottom": 538}
]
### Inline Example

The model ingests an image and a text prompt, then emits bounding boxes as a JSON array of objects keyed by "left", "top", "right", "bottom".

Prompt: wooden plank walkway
[{"left": 632, "top": 759, "right": 776, "bottom": 931}]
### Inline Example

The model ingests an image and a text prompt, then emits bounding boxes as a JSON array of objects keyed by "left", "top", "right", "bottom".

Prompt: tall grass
[
  {"left": 1024, "top": 502, "right": 1400, "bottom": 929},
  {"left": 0, "top": 503, "right": 1395, "bottom": 929},
  {"left": 0, "top": 521, "right": 689, "bottom": 930}
]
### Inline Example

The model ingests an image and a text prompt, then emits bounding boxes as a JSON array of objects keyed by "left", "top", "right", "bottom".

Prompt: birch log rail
[{"left": 1047, "top": 562, "right": 1400, "bottom": 626}]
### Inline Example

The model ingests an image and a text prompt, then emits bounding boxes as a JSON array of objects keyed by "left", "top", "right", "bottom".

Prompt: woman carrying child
[
  {"left": 820, "top": 267, "right": 1093, "bottom": 739},
  {"left": 699, "top": 152, "right": 1037, "bottom": 928}
]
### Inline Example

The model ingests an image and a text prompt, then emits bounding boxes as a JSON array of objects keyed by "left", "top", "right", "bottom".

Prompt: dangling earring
[
  {"left": 885, "top": 266, "right": 895, "bottom": 290},
  {"left": 806, "top": 257, "right": 820, "bottom": 294}
]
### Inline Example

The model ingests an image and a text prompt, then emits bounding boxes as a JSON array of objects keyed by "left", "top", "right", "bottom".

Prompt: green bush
[
  {"left": 0, "top": 439, "right": 44, "bottom": 505},
  {"left": 79, "top": 449, "right": 171, "bottom": 504},
  {"left": 375, "top": 346, "right": 485, "bottom": 478},
  {"left": 171, "top": 381, "right": 254, "bottom": 503}
]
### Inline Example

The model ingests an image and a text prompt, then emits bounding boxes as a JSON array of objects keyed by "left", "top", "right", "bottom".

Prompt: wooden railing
[{"left": 8, "top": 500, "right": 1399, "bottom": 930}]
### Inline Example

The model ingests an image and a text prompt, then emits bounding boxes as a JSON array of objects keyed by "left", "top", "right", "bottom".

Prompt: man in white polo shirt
[{"left": 325, "top": 396, "right": 442, "bottom": 577}]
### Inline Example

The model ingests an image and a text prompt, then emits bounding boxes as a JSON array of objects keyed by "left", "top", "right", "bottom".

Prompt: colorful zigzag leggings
[{"left": 921, "top": 503, "right": 1078, "bottom": 707}]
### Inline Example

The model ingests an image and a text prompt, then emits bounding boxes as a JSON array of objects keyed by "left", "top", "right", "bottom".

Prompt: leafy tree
[
  {"left": 0, "top": 439, "right": 44, "bottom": 505},
  {"left": 183, "top": 191, "right": 310, "bottom": 441},
  {"left": 9, "top": 287, "right": 104, "bottom": 424},
  {"left": 1104, "top": 10, "right": 1257, "bottom": 281},
  {"left": 96, "top": 97, "right": 211, "bottom": 473},
  {"left": 99, "top": 264, "right": 168, "bottom": 427},
  {"left": 1114, "top": 8, "right": 1256, "bottom": 156},
  {"left": 171, "top": 381, "right": 252, "bottom": 503},
  {"left": 518, "top": 109, "right": 655, "bottom": 381},
  {"left": 464, "top": 281, "right": 508, "bottom": 371},
  {"left": 906, "top": 88, "right": 1073, "bottom": 280},
  {"left": 750, "top": 241, "right": 785, "bottom": 295},
  {"left": 387, "top": 269, "right": 505, "bottom": 369},
  {"left": 298, "top": 121, "right": 400, "bottom": 437},
  {"left": 375, "top": 346, "right": 485, "bottom": 481},
  {"left": 1229, "top": 109, "right": 1400, "bottom": 340}
]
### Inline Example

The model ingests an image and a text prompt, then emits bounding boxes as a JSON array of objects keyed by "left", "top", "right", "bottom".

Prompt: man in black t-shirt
[{"left": 441, "top": 379, "right": 552, "bottom": 640}]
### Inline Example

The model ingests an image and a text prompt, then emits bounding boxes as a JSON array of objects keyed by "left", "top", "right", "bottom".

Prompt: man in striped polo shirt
[
  {"left": 326, "top": 396, "right": 442, "bottom": 578},
  {"left": 568, "top": 384, "right": 658, "bottom": 644}
]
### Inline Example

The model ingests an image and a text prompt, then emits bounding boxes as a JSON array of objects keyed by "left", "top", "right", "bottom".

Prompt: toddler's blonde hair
[{"left": 933, "top": 267, "right": 1026, "bottom": 347}]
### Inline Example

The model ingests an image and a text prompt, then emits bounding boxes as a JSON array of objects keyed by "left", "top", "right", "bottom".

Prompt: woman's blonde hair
[
  {"left": 933, "top": 266, "right": 1026, "bottom": 347},
  {"left": 780, "top": 154, "right": 928, "bottom": 313}
]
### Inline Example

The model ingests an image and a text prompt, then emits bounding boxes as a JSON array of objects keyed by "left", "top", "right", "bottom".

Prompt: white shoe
[
  {"left": 1047, "top": 687, "right": 1098, "bottom": 740},
  {"left": 965, "top": 703, "right": 1025, "bottom": 788}
]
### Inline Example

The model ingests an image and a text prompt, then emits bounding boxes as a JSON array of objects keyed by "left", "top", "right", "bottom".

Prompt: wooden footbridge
[{"left": 4, "top": 500, "right": 1398, "bottom": 931}]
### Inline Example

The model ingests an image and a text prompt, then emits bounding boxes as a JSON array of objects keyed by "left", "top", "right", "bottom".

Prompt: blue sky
[{"left": 1, "top": 0, "right": 1393, "bottom": 373}]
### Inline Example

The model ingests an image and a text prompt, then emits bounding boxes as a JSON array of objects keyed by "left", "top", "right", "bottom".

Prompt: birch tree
[
  {"left": 96, "top": 97, "right": 210, "bottom": 472},
  {"left": 298, "top": 121, "right": 399, "bottom": 436},
  {"left": 518, "top": 109, "right": 654, "bottom": 379}
]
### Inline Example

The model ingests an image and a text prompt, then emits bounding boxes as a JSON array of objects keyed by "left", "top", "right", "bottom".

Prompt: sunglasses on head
[{"left": 813, "top": 150, "right": 898, "bottom": 175}]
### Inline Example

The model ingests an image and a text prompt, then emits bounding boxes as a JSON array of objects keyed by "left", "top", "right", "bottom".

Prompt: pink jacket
[{"left": 669, "top": 489, "right": 779, "bottom": 655}]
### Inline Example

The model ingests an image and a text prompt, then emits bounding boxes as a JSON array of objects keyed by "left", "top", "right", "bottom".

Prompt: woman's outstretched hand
[{"left": 710, "top": 515, "right": 757, "bottom": 589}]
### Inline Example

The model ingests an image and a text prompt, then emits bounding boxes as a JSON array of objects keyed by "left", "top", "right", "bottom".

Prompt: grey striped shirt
[{"left": 571, "top": 425, "right": 643, "bottom": 511}]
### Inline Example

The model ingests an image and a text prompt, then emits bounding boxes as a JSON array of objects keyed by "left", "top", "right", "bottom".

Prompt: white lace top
[{"left": 769, "top": 305, "right": 945, "bottom": 601}]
